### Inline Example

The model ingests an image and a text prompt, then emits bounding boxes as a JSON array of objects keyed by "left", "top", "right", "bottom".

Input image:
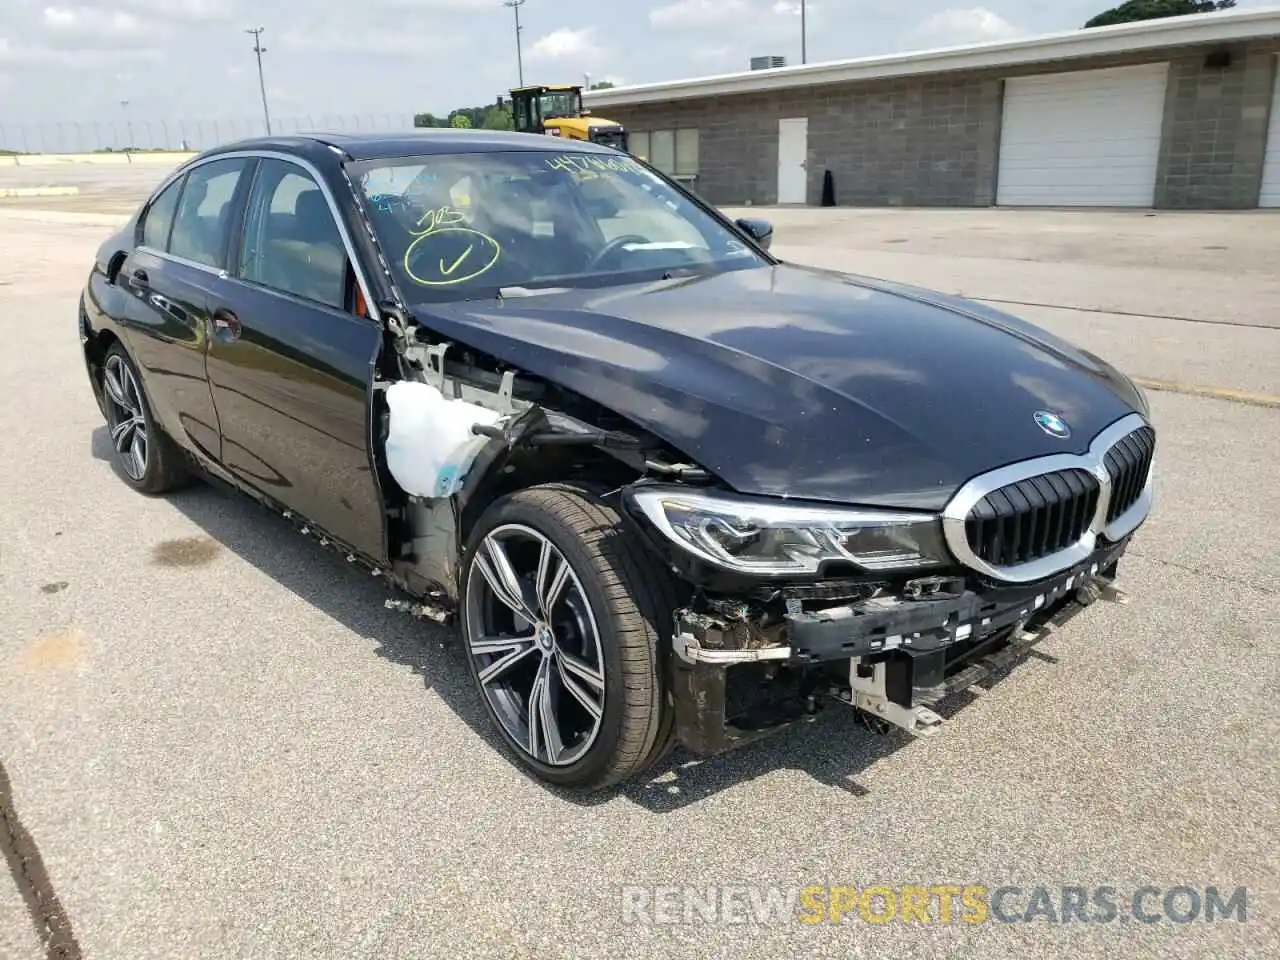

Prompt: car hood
[{"left": 410, "top": 262, "right": 1145, "bottom": 510}]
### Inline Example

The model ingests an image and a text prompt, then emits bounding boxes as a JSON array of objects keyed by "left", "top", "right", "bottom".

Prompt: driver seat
[{"left": 483, "top": 179, "right": 536, "bottom": 242}]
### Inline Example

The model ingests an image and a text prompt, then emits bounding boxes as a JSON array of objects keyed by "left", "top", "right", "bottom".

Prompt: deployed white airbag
[{"left": 384, "top": 380, "right": 505, "bottom": 499}]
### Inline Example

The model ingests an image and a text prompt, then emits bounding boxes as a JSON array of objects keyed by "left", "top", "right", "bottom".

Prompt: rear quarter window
[
  {"left": 140, "top": 177, "right": 184, "bottom": 251},
  {"left": 168, "top": 158, "right": 250, "bottom": 269}
]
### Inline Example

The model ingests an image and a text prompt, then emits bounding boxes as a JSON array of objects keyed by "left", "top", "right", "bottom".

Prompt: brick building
[{"left": 583, "top": 8, "right": 1280, "bottom": 209}]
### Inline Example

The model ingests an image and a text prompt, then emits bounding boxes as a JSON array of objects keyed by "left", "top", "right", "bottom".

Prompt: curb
[
  {"left": 0, "top": 186, "right": 80, "bottom": 198},
  {"left": 0, "top": 208, "right": 129, "bottom": 226},
  {"left": 0, "top": 152, "right": 196, "bottom": 168}
]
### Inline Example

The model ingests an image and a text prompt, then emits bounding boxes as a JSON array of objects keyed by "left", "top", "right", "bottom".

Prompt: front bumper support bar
[
  {"left": 668, "top": 542, "right": 1129, "bottom": 756},
  {"left": 785, "top": 540, "right": 1128, "bottom": 666}
]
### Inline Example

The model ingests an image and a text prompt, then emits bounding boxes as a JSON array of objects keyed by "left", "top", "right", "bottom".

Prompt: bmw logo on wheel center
[{"left": 1033, "top": 410, "right": 1071, "bottom": 439}]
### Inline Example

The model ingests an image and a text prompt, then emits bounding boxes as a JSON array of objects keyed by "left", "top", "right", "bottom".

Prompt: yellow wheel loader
[{"left": 506, "top": 84, "right": 630, "bottom": 153}]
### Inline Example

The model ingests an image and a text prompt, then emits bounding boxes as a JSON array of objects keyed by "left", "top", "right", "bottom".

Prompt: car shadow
[{"left": 93, "top": 426, "right": 1048, "bottom": 813}]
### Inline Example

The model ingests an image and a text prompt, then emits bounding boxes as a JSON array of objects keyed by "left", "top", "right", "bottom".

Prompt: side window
[
  {"left": 514, "top": 96, "right": 535, "bottom": 131},
  {"left": 140, "top": 177, "right": 184, "bottom": 251},
  {"left": 238, "top": 158, "right": 349, "bottom": 310},
  {"left": 169, "top": 158, "right": 249, "bottom": 269}
]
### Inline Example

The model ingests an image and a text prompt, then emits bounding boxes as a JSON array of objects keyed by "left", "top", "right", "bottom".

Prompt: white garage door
[
  {"left": 1259, "top": 62, "right": 1280, "bottom": 208},
  {"left": 998, "top": 63, "right": 1169, "bottom": 207}
]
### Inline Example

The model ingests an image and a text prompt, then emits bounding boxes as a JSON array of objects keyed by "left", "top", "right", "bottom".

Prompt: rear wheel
[
  {"left": 101, "top": 343, "right": 191, "bottom": 494},
  {"left": 460, "top": 483, "right": 681, "bottom": 791}
]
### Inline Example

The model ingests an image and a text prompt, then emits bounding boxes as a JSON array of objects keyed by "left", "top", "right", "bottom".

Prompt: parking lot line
[{"left": 1133, "top": 377, "right": 1280, "bottom": 409}]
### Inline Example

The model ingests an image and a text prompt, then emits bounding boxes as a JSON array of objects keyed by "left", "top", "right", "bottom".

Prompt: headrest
[
  {"left": 294, "top": 189, "right": 335, "bottom": 238},
  {"left": 183, "top": 177, "right": 208, "bottom": 210}
]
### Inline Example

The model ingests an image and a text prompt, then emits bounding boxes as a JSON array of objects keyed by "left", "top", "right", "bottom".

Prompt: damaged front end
[
  {"left": 375, "top": 314, "right": 1152, "bottom": 763},
  {"left": 374, "top": 315, "right": 719, "bottom": 617},
  {"left": 658, "top": 552, "right": 1131, "bottom": 754},
  {"left": 617, "top": 479, "right": 1143, "bottom": 757}
]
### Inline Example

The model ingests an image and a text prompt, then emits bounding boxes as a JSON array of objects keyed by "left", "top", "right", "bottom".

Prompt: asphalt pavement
[{"left": 1, "top": 177, "right": 1278, "bottom": 959}]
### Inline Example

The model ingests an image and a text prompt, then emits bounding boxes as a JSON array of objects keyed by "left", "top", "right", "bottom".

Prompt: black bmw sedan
[{"left": 79, "top": 130, "right": 1155, "bottom": 790}]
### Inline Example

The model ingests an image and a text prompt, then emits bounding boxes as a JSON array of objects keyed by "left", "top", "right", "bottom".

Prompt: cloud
[
  {"left": 527, "top": 27, "right": 598, "bottom": 61},
  {"left": 43, "top": 6, "right": 149, "bottom": 39},
  {"left": 266, "top": 84, "right": 304, "bottom": 106},
  {"left": 0, "top": 42, "right": 163, "bottom": 68},
  {"left": 917, "top": 7, "right": 1022, "bottom": 44},
  {"left": 114, "top": 0, "right": 233, "bottom": 22},
  {"left": 281, "top": 23, "right": 449, "bottom": 56},
  {"left": 371, "top": 0, "right": 498, "bottom": 8},
  {"left": 693, "top": 44, "right": 733, "bottom": 62},
  {"left": 650, "top": 0, "right": 749, "bottom": 29},
  {"left": 278, "top": 2, "right": 462, "bottom": 58}
]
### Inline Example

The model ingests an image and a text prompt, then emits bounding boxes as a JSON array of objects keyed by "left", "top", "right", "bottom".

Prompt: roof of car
[{"left": 202, "top": 129, "right": 622, "bottom": 162}]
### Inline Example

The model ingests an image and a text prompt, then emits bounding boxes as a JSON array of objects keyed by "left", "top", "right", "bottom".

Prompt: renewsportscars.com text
[{"left": 620, "top": 884, "right": 1249, "bottom": 926}]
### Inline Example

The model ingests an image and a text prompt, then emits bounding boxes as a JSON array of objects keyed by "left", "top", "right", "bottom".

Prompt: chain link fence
[{"left": 0, "top": 114, "right": 420, "bottom": 154}]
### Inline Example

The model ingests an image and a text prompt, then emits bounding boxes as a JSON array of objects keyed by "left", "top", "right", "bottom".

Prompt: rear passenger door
[
  {"left": 121, "top": 156, "right": 253, "bottom": 463},
  {"left": 204, "top": 156, "right": 387, "bottom": 562}
]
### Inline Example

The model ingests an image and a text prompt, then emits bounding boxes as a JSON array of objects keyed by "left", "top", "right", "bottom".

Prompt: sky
[{"left": 0, "top": 0, "right": 1274, "bottom": 129}]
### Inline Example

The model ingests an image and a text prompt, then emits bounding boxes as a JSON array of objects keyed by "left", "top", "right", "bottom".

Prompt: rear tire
[
  {"left": 100, "top": 342, "right": 192, "bottom": 495},
  {"left": 460, "top": 482, "right": 683, "bottom": 791}
]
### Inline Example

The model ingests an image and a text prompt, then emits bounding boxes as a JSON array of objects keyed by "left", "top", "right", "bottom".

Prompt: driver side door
[{"left": 203, "top": 156, "right": 388, "bottom": 562}]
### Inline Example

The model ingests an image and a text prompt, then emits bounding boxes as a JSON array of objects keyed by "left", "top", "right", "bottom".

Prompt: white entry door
[{"left": 776, "top": 117, "right": 808, "bottom": 204}]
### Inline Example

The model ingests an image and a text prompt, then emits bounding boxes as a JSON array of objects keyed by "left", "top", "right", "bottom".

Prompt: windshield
[{"left": 348, "top": 150, "right": 768, "bottom": 302}]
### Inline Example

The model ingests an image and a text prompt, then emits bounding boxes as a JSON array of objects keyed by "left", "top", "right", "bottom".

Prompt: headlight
[{"left": 628, "top": 486, "right": 950, "bottom": 576}]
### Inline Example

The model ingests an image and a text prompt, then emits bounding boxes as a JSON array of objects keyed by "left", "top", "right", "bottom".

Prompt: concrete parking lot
[
  {"left": 0, "top": 159, "right": 189, "bottom": 215},
  {"left": 2, "top": 166, "right": 1278, "bottom": 960}
]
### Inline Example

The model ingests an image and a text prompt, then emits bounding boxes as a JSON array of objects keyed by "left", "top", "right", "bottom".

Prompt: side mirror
[{"left": 735, "top": 217, "right": 773, "bottom": 251}]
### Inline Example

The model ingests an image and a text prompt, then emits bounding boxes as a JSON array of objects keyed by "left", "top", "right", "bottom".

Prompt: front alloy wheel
[
  {"left": 461, "top": 483, "right": 682, "bottom": 791},
  {"left": 466, "top": 524, "right": 607, "bottom": 767}
]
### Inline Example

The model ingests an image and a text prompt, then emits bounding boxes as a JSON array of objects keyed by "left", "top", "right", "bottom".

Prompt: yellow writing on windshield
[
  {"left": 412, "top": 205, "right": 468, "bottom": 236},
  {"left": 403, "top": 204, "right": 501, "bottom": 287}
]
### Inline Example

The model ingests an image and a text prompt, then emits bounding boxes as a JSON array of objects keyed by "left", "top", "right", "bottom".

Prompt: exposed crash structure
[
  {"left": 376, "top": 308, "right": 1152, "bottom": 766},
  {"left": 79, "top": 131, "right": 1156, "bottom": 791}
]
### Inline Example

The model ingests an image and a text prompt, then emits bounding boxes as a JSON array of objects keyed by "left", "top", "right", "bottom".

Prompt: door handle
[
  {"left": 211, "top": 308, "right": 242, "bottom": 340},
  {"left": 131, "top": 268, "right": 149, "bottom": 287}
]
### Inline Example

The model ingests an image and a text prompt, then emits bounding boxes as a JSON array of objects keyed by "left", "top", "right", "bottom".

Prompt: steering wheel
[{"left": 585, "top": 234, "right": 651, "bottom": 271}]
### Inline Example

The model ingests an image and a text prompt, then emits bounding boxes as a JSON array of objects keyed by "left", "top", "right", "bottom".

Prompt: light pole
[
  {"left": 246, "top": 26, "right": 273, "bottom": 135},
  {"left": 801, "top": 0, "right": 807, "bottom": 64},
  {"left": 503, "top": 0, "right": 526, "bottom": 87}
]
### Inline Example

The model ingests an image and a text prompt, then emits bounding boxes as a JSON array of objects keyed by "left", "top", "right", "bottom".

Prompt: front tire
[
  {"left": 100, "top": 342, "right": 191, "bottom": 494},
  {"left": 460, "top": 483, "right": 681, "bottom": 791}
]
